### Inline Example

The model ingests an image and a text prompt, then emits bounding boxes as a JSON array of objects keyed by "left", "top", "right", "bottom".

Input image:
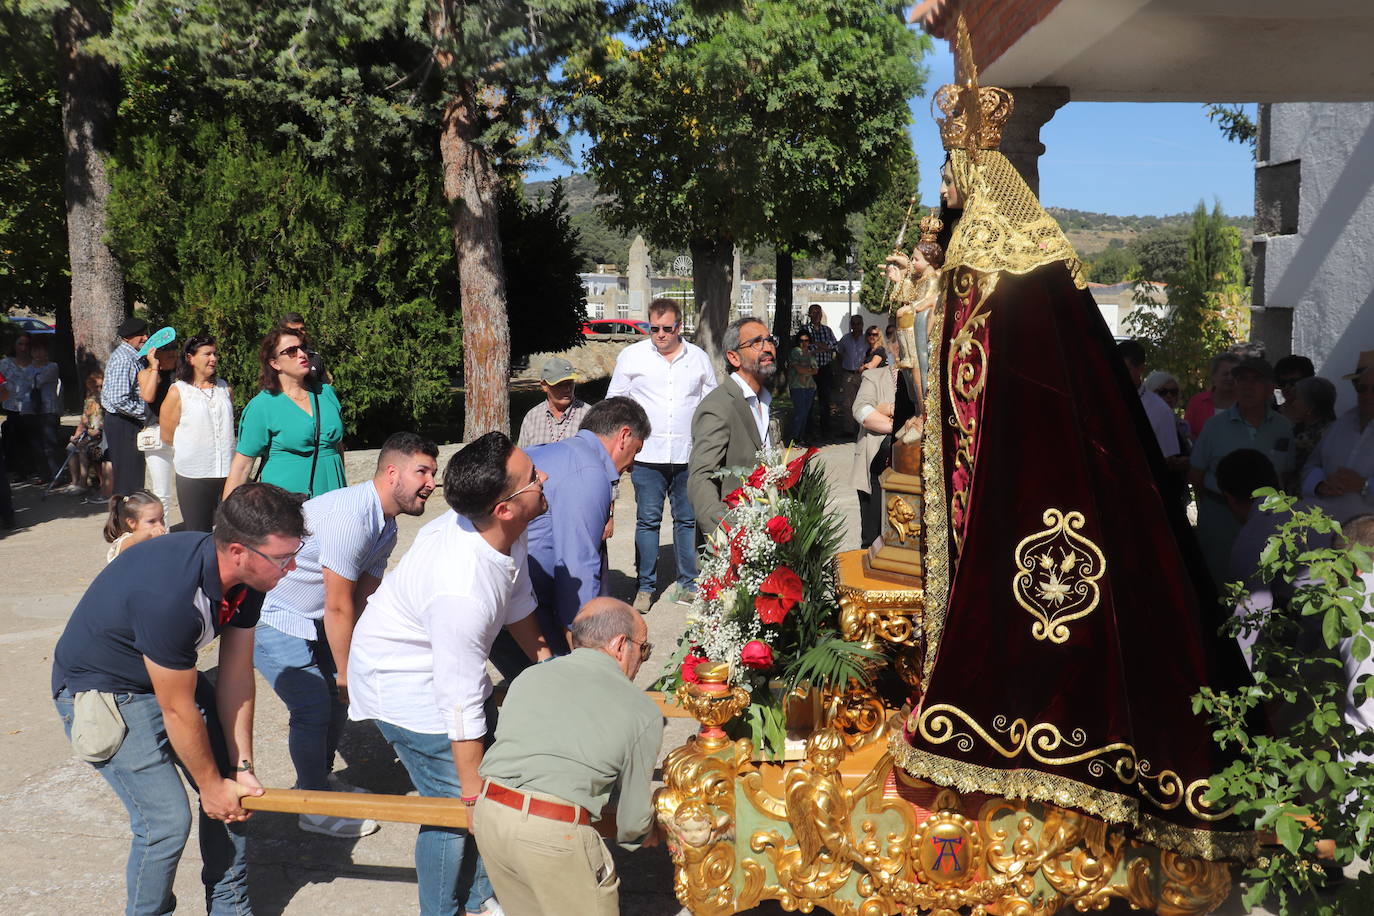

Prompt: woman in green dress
[{"left": 222, "top": 327, "right": 346, "bottom": 499}]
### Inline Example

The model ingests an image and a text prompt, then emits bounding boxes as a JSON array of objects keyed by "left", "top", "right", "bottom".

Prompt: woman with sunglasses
[
  {"left": 223, "top": 327, "right": 346, "bottom": 500},
  {"left": 861, "top": 326, "right": 887, "bottom": 370}
]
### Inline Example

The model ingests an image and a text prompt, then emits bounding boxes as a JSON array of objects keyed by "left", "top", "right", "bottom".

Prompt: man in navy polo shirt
[{"left": 52, "top": 483, "right": 307, "bottom": 916}]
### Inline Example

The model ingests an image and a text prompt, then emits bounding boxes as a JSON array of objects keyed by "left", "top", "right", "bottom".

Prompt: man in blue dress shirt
[{"left": 491, "top": 397, "right": 649, "bottom": 678}]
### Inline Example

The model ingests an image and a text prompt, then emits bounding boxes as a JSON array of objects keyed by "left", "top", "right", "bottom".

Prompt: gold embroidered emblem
[{"left": 1012, "top": 509, "right": 1106, "bottom": 644}]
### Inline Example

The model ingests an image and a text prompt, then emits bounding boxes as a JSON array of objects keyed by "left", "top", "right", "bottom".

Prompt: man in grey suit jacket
[{"left": 688, "top": 317, "right": 779, "bottom": 538}]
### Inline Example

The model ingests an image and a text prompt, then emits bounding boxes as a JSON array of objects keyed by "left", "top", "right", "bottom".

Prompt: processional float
[{"left": 652, "top": 16, "right": 1251, "bottom": 916}]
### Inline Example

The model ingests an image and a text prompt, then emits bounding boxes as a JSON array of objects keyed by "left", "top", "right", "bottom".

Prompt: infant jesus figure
[{"left": 882, "top": 212, "right": 944, "bottom": 446}]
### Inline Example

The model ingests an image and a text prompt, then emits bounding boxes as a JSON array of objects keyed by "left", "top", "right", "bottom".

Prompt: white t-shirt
[{"left": 348, "top": 510, "right": 536, "bottom": 741}]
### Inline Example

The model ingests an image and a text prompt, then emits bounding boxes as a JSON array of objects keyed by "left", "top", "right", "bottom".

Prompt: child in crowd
[
  {"left": 103, "top": 489, "right": 166, "bottom": 563},
  {"left": 69, "top": 372, "right": 111, "bottom": 502}
]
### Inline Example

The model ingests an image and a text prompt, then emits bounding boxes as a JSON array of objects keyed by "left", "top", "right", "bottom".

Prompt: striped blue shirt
[
  {"left": 100, "top": 341, "right": 148, "bottom": 421},
  {"left": 259, "top": 480, "right": 397, "bottom": 639}
]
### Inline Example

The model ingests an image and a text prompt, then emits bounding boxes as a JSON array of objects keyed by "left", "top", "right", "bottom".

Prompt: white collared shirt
[
  {"left": 1139, "top": 384, "right": 1181, "bottom": 458},
  {"left": 606, "top": 338, "right": 718, "bottom": 464},
  {"left": 348, "top": 510, "right": 536, "bottom": 741},
  {"left": 731, "top": 372, "right": 773, "bottom": 449}
]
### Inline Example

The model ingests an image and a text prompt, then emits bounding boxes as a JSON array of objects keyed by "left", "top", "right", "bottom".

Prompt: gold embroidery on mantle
[
  {"left": 918, "top": 270, "right": 952, "bottom": 685},
  {"left": 1011, "top": 508, "right": 1107, "bottom": 644},
  {"left": 946, "top": 268, "right": 996, "bottom": 557}
]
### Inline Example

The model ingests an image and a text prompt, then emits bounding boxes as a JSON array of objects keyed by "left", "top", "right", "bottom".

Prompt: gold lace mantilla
[{"left": 944, "top": 149, "right": 1087, "bottom": 290}]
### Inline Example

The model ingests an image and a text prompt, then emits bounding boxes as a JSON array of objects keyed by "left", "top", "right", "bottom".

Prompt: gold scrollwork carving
[
  {"left": 886, "top": 494, "right": 922, "bottom": 544},
  {"left": 1011, "top": 508, "right": 1106, "bottom": 644}
]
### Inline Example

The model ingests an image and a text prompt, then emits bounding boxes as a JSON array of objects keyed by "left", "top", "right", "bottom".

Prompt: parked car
[
  {"left": 581, "top": 319, "right": 648, "bottom": 339},
  {"left": 7, "top": 315, "right": 55, "bottom": 335}
]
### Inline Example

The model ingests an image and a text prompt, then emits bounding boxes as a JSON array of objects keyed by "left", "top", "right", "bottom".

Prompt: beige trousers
[{"left": 472, "top": 787, "right": 618, "bottom": 916}]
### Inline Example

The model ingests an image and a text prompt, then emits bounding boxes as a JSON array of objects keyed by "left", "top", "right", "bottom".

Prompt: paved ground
[{"left": 0, "top": 432, "right": 1288, "bottom": 915}]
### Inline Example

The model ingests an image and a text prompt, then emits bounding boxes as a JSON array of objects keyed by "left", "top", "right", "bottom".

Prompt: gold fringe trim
[
  {"left": 888, "top": 733, "right": 1257, "bottom": 862},
  {"left": 918, "top": 274, "right": 953, "bottom": 686}
]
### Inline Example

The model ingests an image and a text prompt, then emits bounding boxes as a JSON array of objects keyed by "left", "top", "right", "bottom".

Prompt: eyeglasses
[
  {"left": 494, "top": 475, "right": 542, "bottom": 506},
  {"left": 243, "top": 540, "right": 304, "bottom": 570},
  {"left": 647, "top": 324, "right": 679, "bottom": 334},
  {"left": 737, "top": 334, "right": 778, "bottom": 351},
  {"left": 277, "top": 345, "right": 305, "bottom": 358},
  {"left": 624, "top": 636, "right": 653, "bottom": 662}
]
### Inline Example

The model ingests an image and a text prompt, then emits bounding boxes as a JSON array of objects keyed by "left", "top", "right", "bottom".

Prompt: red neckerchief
[{"left": 217, "top": 586, "right": 247, "bottom": 627}]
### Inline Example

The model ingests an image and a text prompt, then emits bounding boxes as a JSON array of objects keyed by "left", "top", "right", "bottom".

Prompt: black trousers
[
  {"left": 104, "top": 410, "right": 146, "bottom": 497},
  {"left": 176, "top": 475, "right": 225, "bottom": 532}
]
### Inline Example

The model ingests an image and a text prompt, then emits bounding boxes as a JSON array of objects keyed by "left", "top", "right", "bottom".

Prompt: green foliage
[
  {"left": 105, "top": 118, "right": 461, "bottom": 438},
  {"left": 0, "top": 7, "right": 68, "bottom": 311},
  {"left": 1195, "top": 493, "right": 1374, "bottom": 913},
  {"left": 1085, "top": 245, "right": 1139, "bottom": 285},
  {"left": 782, "top": 634, "right": 882, "bottom": 695},
  {"left": 1128, "top": 225, "right": 1190, "bottom": 283},
  {"left": 1126, "top": 201, "right": 1248, "bottom": 396},
  {"left": 1205, "top": 103, "right": 1259, "bottom": 152},
  {"left": 857, "top": 139, "right": 920, "bottom": 315},
  {"left": 500, "top": 179, "right": 589, "bottom": 361},
  {"left": 575, "top": 0, "right": 927, "bottom": 329}
]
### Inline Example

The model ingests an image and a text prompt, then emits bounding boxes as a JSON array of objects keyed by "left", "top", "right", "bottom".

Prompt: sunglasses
[
  {"left": 647, "top": 324, "right": 679, "bottom": 334},
  {"left": 866, "top": 332, "right": 879, "bottom": 338},
  {"left": 277, "top": 344, "right": 305, "bottom": 358},
  {"left": 244, "top": 540, "right": 304, "bottom": 570},
  {"left": 624, "top": 636, "right": 653, "bottom": 662}
]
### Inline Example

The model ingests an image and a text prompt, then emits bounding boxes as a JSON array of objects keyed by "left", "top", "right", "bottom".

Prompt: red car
[{"left": 581, "top": 319, "right": 649, "bottom": 338}]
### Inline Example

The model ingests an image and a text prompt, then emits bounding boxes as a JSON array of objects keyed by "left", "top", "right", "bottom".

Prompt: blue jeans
[
  {"left": 54, "top": 686, "right": 251, "bottom": 916},
  {"left": 630, "top": 461, "right": 699, "bottom": 592},
  {"left": 253, "top": 620, "right": 343, "bottom": 791},
  {"left": 788, "top": 387, "right": 816, "bottom": 445},
  {"left": 375, "top": 720, "right": 493, "bottom": 915}
]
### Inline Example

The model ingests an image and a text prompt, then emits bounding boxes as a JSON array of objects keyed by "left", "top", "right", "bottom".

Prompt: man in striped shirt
[
  {"left": 516, "top": 357, "right": 589, "bottom": 449},
  {"left": 100, "top": 316, "right": 153, "bottom": 496},
  {"left": 254, "top": 431, "right": 440, "bottom": 838}
]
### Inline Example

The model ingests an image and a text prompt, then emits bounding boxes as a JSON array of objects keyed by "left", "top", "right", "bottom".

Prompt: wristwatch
[{"left": 236, "top": 759, "right": 254, "bottom": 773}]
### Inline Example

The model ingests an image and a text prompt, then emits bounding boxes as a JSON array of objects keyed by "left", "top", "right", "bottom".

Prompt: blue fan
[{"left": 137, "top": 326, "right": 176, "bottom": 357}]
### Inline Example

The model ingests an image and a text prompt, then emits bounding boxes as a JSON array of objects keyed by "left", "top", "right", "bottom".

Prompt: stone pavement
[{"left": 0, "top": 439, "right": 1280, "bottom": 915}]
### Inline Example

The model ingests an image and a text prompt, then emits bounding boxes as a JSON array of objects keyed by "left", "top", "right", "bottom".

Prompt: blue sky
[{"left": 526, "top": 40, "right": 1257, "bottom": 218}]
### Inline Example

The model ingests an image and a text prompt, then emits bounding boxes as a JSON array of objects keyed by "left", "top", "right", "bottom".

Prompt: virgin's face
[{"left": 940, "top": 162, "right": 961, "bottom": 209}]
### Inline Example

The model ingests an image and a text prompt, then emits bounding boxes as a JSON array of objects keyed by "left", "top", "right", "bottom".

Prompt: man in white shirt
[
  {"left": 606, "top": 298, "right": 718, "bottom": 613},
  {"left": 1303, "top": 350, "right": 1374, "bottom": 523},
  {"left": 348, "top": 431, "right": 552, "bottom": 916},
  {"left": 255, "top": 432, "right": 439, "bottom": 839},
  {"left": 1117, "top": 340, "right": 1180, "bottom": 461},
  {"left": 689, "top": 317, "right": 778, "bottom": 538}
]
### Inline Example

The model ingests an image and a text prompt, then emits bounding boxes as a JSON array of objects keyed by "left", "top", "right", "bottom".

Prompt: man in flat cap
[
  {"left": 517, "top": 356, "right": 589, "bottom": 449},
  {"left": 101, "top": 316, "right": 157, "bottom": 497}
]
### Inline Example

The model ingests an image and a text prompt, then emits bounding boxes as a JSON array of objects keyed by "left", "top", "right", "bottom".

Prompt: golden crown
[
  {"left": 934, "top": 15, "right": 1014, "bottom": 151},
  {"left": 917, "top": 211, "right": 943, "bottom": 245}
]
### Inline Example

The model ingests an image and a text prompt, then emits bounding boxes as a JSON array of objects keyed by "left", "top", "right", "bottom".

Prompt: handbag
[
  {"left": 136, "top": 425, "right": 162, "bottom": 451},
  {"left": 70, "top": 690, "right": 127, "bottom": 763}
]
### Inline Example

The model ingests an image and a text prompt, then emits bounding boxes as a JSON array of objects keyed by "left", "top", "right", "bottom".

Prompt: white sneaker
[
  {"left": 327, "top": 773, "right": 369, "bottom": 794},
  {"left": 469, "top": 899, "right": 504, "bottom": 916},
  {"left": 299, "top": 812, "right": 380, "bottom": 838}
]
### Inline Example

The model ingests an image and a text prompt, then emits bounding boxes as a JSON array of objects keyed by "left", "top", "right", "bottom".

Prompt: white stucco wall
[{"left": 1257, "top": 103, "right": 1374, "bottom": 413}]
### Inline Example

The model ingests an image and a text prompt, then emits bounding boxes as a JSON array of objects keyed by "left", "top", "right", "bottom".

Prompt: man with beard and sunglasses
[
  {"left": 254, "top": 432, "right": 440, "bottom": 839},
  {"left": 688, "top": 317, "right": 779, "bottom": 538}
]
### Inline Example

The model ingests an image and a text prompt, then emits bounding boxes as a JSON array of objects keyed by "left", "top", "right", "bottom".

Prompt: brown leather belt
[{"left": 483, "top": 782, "right": 590, "bottom": 825}]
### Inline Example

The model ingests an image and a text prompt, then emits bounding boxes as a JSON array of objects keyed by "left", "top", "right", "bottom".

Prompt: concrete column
[{"left": 999, "top": 87, "right": 1069, "bottom": 198}]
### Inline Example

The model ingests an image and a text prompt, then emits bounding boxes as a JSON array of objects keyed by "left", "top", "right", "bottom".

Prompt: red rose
[
  {"left": 740, "top": 640, "right": 773, "bottom": 670},
  {"left": 747, "top": 465, "right": 768, "bottom": 488},
  {"left": 701, "top": 577, "right": 722, "bottom": 601},
  {"left": 765, "top": 515, "right": 794, "bottom": 544},
  {"left": 756, "top": 566, "right": 804, "bottom": 624},
  {"left": 777, "top": 447, "right": 820, "bottom": 490},
  {"left": 721, "top": 566, "right": 738, "bottom": 587},
  {"left": 724, "top": 487, "right": 746, "bottom": 508},
  {"left": 729, "top": 532, "right": 746, "bottom": 568},
  {"left": 681, "top": 653, "right": 710, "bottom": 684}
]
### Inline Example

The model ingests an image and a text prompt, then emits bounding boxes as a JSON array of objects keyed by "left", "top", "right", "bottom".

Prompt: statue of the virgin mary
[{"left": 893, "top": 20, "right": 1256, "bottom": 860}]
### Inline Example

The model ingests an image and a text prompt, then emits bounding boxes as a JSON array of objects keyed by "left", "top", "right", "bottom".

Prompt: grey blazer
[{"left": 688, "top": 377, "right": 767, "bottom": 537}]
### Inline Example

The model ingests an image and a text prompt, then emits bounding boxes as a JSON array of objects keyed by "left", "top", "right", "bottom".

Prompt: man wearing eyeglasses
[
  {"left": 253, "top": 432, "right": 440, "bottom": 839},
  {"left": 473, "top": 597, "right": 663, "bottom": 916},
  {"left": 51, "top": 483, "right": 307, "bottom": 916},
  {"left": 607, "top": 298, "right": 718, "bottom": 613},
  {"left": 348, "top": 432, "right": 553, "bottom": 916},
  {"left": 689, "top": 317, "right": 779, "bottom": 537}
]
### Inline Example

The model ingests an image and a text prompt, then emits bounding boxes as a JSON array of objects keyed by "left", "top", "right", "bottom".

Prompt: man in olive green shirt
[{"left": 473, "top": 598, "right": 662, "bottom": 916}]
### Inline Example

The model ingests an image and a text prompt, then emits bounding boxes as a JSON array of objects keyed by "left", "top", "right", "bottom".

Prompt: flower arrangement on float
[{"left": 656, "top": 445, "right": 878, "bottom": 759}]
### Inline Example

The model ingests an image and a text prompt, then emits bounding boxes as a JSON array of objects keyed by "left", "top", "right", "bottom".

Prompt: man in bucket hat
[
  {"left": 1302, "top": 349, "right": 1374, "bottom": 523},
  {"left": 517, "top": 356, "right": 589, "bottom": 449}
]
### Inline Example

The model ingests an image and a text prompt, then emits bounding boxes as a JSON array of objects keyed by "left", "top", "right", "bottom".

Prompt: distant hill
[{"left": 524, "top": 172, "right": 1253, "bottom": 276}]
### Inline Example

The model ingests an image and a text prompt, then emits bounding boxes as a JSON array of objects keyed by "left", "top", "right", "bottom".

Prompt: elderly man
[
  {"left": 515, "top": 397, "right": 649, "bottom": 667},
  {"left": 51, "top": 483, "right": 306, "bottom": 915},
  {"left": 517, "top": 356, "right": 589, "bottom": 449},
  {"left": 1302, "top": 350, "right": 1374, "bottom": 523},
  {"left": 473, "top": 597, "right": 663, "bottom": 916},
  {"left": 800, "top": 303, "right": 838, "bottom": 439},
  {"left": 101, "top": 316, "right": 157, "bottom": 496},
  {"left": 1190, "top": 356, "right": 1295, "bottom": 586},
  {"left": 607, "top": 298, "right": 717, "bottom": 612},
  {"left": 348, "top": 432, "right": 552, "bottom": 916},
  {"left": 255, "top": 432, "right": 439, "bottom": 838},
  {"left": 688, "top": 316, "right": 779, "bottom": 538}
]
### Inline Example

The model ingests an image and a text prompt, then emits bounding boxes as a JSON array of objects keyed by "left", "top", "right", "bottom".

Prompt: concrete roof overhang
[{"left": 911, "top": 0, "right": 1374, "bottom": 102}]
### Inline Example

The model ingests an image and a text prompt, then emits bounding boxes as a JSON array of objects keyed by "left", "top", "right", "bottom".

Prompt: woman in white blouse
[{"left": 159, "top": 335, "right": 236, "bottom": 531}]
